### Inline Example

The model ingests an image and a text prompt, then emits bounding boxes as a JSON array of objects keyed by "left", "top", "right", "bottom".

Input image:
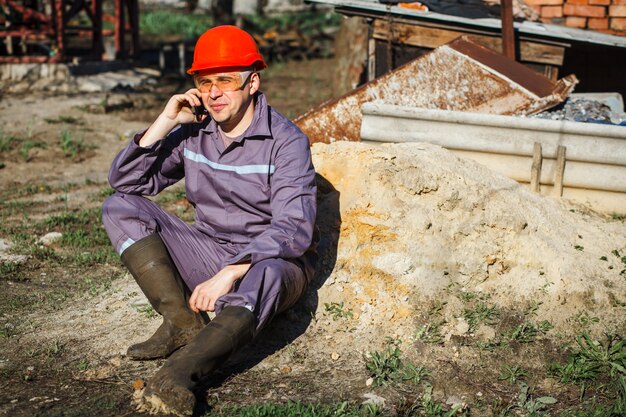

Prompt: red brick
[
  {"left": 588, "top": 16, "right": 610, "bottom": 27},
  {"left": 589, "top": 0, "right": 610, "bottom": 5},
  {"left": 611, "top": 17, "right": 626, "bottom": 29},
  {"left": 612, "top": 0, "right": 626, "bottom": 5},
  {"left": 609, "top": 5, "right": 626, "bottom": 15},
  {"left": 563, "top": 4, "right": 606, "bottom": 16},
  {"left": 565, "top": 16, "right": 588, "bottom": 26},
  {"left": 566, "top": 0, "right": 588, "bottom": 4},
  {"left": 542, "top": 5, "right": 565, "bottom": 16},
  {"left": 594, "top": 28, "right": 625, "bottom": 34},
  {"left": 529, "top": 4, "right": 543, "bottom": 13},
  {"left": 525, "top": 0, "right": 563, "bottom": 5}
]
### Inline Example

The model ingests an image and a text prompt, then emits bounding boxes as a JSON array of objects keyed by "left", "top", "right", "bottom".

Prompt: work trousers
[{"left": 102, "top": 192, "right": 313, "bottom": 332}]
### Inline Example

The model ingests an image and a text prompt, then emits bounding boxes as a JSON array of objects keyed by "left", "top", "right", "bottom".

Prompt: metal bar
[
  {"left": 4, "top": 0, "right": 52, "bottom": 23},
  {"left": 115, "top": 0, "right": 125, "bottom": 59},
  {"left": 0, "top": 30, "right": 55, "bottom": 37},
  {"left": 501, "top": 0, "right": 516, "bottom": 60},
  {"left": 0, "top": 55, "right": 61, "bottom": 63},
  {"left": 54, "top": 0, "right": 65, "bottom": 60},
  {"left": 315, "top": 0, "right": 624, "bottom": 48},
  {"left": 92, "top": 0, "right": 104, "bottom": 58},
  {"left": 127, "top": 0, "right": 140, "bottom": 58}
]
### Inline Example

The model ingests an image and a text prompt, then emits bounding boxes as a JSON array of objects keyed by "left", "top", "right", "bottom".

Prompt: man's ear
[{"left": 249, "top": 72, "right": 260, "bottom": 94}]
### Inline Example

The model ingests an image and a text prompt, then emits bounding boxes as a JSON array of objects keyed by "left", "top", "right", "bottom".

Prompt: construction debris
[{"left": 295, "top": 36, "right": 577, "bottom": 144}]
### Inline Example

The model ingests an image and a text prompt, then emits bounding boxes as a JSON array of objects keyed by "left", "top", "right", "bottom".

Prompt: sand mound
[{"left": 309, "top": 141, "right": 626, "bottom": 349}]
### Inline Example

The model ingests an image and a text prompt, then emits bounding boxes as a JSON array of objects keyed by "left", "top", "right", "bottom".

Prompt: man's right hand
[{"left": 139, "top": 89, "right": 207, "bottom": 147}]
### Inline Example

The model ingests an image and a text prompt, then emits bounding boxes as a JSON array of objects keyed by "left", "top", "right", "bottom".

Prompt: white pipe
[{"left": 360, "top": 103, "right": 626, "bottom": 166}]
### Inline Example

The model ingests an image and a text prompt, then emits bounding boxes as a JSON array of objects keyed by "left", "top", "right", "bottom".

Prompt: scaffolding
[{"left": 0, "top": 0, "right": 139, "bottom": 63}]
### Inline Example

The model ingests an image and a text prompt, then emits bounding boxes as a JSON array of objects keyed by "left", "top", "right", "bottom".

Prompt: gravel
[{"left": 533, "top": 98, "right": 626, "bottom": 125}]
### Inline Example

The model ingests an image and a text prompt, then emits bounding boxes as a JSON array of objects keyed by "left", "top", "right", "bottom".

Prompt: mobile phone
[{"left": 193, "top": 103, "right": 208, "bottom": 122}]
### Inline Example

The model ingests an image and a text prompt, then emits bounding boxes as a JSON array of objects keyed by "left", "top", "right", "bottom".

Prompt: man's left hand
[{"left": 188, "top": 263, "right": 251, "bottom": 313}]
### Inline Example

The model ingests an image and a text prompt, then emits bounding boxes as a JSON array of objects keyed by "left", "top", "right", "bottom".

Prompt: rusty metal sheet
[{"left": 295, "top": 36, "right": 578, "bottom": 144}]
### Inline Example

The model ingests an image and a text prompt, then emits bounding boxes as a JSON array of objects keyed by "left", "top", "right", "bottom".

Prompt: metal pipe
[{"left": 501, "top": 0, "right": 516, "bottom": 60}]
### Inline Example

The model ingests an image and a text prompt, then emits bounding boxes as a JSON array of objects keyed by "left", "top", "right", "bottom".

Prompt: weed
[
  {"left": 59, "top": 128, "right": 87, "bottom": 158},
  {"left": 504, "top": 320, "right": 554, "bottom": 343},
  {"left": 415, "top": 320, "right": 446, "bottom": 344},
  {"left": 212, "top": 401, "right": 383, "bottom": 417},
  {"left": 420, "top": 383, "right": 469, "bottom": 417},
  {"left": 0, "top": 130, "right": 20, "bottom": 152},
  {"left": 137, "top": 305, "right": 157, "bottom": 319},
  {"left": 610, "top": 213, "right": 626, "bottom": 221},
  {"left": 366, "top": 343, "right": 402, "bottom": 386},
  {"left": 550, "top": 333, "right": 626, "bottom": 388},
  {"left": 45, "top": 339, "right": 65, "bottom": 357},
  {"left": 61, "top": 230, "right": 91, "bottom": 247},
  {"left": 516, "top": 383, "right": 557, "bottom": 415},
  {"left": 19, "top": 140, "right": 47, "bottom": 161},
  {"left": 463, "top": 301, "right": 499, "bottom": 332},
  {"left": 0, "top": 322, "right": 17, "bottom": 338},
  {"left": 398, "top": 363, "right": 430, "bottom": 385},
  {"left": 45, "top": 115, "right": 84, "bottom": 125},
  {"left": 98, "top": 186, "right": 115, "bottom": 198},
  {"left": 77, "top": 358, "right": 90, "bottom": 371},
  {"left": 0, "top": 261, "right": 21, "bottom": 276},
  {"left": 575, "top": 245, "right": 585, "bottom": 251},
  {"left": 324, "top": 301, "right": 353, "bottom": 320},
  {"left": 499, "top": 365, "right": 527, "bottom": 384},
  {"left": 575, "top": 311, "right": 600, "bottom": 328},
  {"left": 457, "top": 290, "right": 477, "bottom": 303},
  {"left": 365, "top": 338, "right": 427, "bottom": 387}
]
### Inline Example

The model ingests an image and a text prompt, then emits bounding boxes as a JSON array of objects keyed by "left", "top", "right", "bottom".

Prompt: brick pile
[{"left": 525, "top": 0, "right": 626, "bottom": 35}]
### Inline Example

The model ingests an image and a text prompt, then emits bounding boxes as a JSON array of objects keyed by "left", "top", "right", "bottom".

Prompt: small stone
[
  {"left": 362, "top": 393, "right": 386, "bottom": 406},
  {"left": 365, "top": 377, "right": 374, "bottom": 386},
  {"left": 38, "top": 232, "right": 63, "bottom": 246},
  {"left": 280, "top": 366, "right": 291, "bottom": 374},
  {"left": 331, "top": 352, "right": 340, "bottom": 360}
]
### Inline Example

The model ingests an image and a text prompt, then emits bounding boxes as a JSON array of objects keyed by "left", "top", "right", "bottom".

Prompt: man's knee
[{"left": 101, "top": 192, "right": 123, "bottom": 230}]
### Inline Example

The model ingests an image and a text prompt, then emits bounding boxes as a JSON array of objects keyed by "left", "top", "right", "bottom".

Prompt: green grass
[
  {"left": 499, "top": 365, "right": 527, "bottom": 384},
  {"left": 19, "top": 140, "right": 47, "bottom": 161},
  {"left": 140, "top": 10, "right": 213, "bottom": 40},
  {"left": 463, "top": 301, "right": 500, "bottom": 332},
  {"left": 365, "top": 338, "right": 429, "bottom": 387},
  {"left": 246, "top": 10, "right": 342, "bottom": 38},
  {"left": 206, "top": 401, "right": 382, "bottom": 417},
  {"left": 0, "top": 129, "right": 20, "bottom": 152},
  {"left": 324, "top": 301, "right": 353, "bottom": 320},
  {"left": 45, "top": 115, "right": 84, "bottom": 125},
  {"left": 59, "top": 129, "right": 88, "bottom": 158}
]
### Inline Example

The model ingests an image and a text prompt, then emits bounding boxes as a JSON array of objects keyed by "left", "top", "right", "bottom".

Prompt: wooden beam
[
  {"left": 554, "top": 145, "right": 567, "bottom": 197},
  {"left": 531, "top": 142, "right": 542, "bottom": 193},
  {"left": 373, "top": 20, "right": 565, "bottom": 66}
]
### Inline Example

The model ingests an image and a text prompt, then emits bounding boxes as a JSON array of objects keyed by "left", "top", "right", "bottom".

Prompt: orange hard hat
[{"left": 187, "top": 25, "right": 267, "bottom": 75}]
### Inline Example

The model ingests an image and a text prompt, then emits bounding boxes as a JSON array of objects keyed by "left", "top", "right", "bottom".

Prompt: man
[{"left": 102, "top": 25, "right": 318, "bottom": 415}]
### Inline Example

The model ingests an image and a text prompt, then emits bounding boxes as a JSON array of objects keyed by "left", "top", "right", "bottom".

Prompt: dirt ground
[{"left": 1, "top": 55, "right": 626, "bottom": 417}]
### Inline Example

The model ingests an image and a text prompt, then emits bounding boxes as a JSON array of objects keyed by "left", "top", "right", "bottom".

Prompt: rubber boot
[
  {"left": 139, "top": 306, "right": 255, "bottom": 416},
  {"left": 121, "top": 234, "right": 206, "bottom": 360}
]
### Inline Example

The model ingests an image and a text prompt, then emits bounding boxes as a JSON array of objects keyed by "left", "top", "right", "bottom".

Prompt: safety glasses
[{"left": 194, "top": 71, "right": 253, "bottom": 93}]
